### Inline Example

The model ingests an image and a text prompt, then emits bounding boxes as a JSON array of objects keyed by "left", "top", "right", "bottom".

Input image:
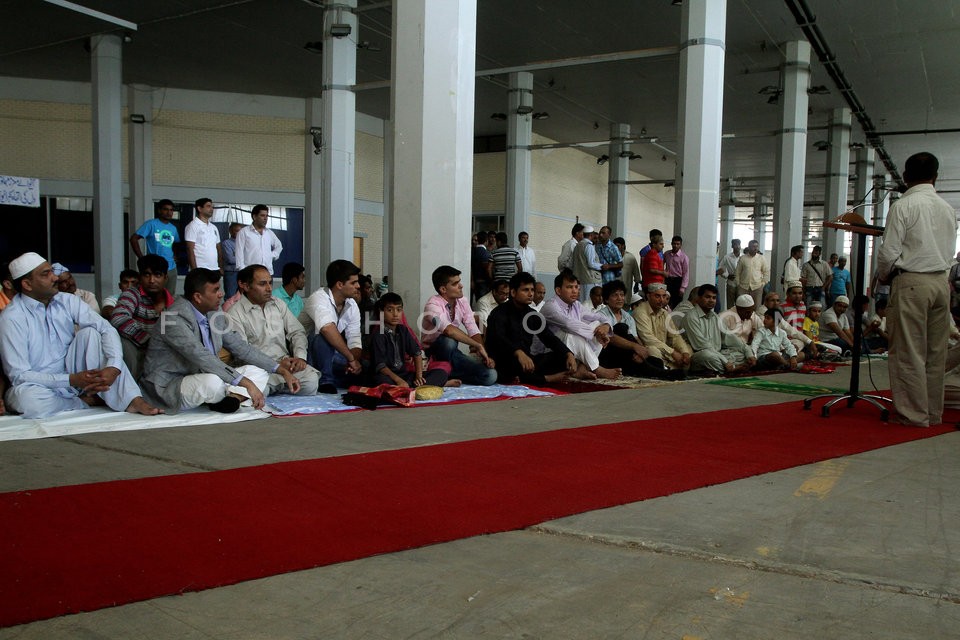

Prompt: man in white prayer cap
[{"left": 0, "top": 252, "right": 161, "bottom": 419}]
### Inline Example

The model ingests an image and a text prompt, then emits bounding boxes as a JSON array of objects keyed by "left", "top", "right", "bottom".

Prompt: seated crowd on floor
[{"left": 0, "top": 206, "right": 893, "bottom": 421}]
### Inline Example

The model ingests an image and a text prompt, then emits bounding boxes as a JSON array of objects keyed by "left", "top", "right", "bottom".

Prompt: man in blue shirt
[
  {"left": 0, "top": 252, "right": 161, "bottom": 419},
  {"left": 828, "top": 256, "right": 853, "bottom": 306},
  {"left": 130, "top": 199, "right": 181, "bottom": 296}
]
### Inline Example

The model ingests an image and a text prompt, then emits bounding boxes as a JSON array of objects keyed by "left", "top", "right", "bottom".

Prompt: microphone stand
[{"left": 803, "top": 214, "right": 893, "bottom": 419}]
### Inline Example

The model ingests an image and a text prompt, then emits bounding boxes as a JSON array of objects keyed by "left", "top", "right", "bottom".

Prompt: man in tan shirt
[
  {"left": 226, "top": 264, "right": 319, "bottom": 396},
  {"left": 734, "top": 240, "right": 769, "bottom": 311},
  {"left": 632, "top": 282, "right": 692, "bottom": 370}
]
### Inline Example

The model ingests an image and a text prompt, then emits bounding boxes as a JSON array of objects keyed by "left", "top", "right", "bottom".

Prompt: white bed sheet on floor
[
  {"left": 0, "top": 384, "right": 554, "bottom": 441},
  {"left": 264, "top": 383, "right": 555, "bottom": 416},
  {"left": 0, "top": 406, "right": 270, "bottom": 442}
]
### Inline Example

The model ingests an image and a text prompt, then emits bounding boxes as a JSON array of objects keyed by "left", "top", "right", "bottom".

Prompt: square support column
[
  {"left": 390, "top": 0, "right": 477, "bottom": 312},
  {"left": 321, "top": 0, "right": 358, "bottom": 269},
  {"left": 772, "top": 40, "right": 810, "bottom": 284},
  {"left": 91, "top": 34, "right": 124, "bottom": 301},
  {"left": 127, "top": 84, "right": 153, "bottom": 256},
  {"left": 822, "top": 107, "right": 852, "bottom": 260},
  {"left": 505, "top": 72, "right": 532, "bottom": 245},
  {"left": 851, "top": 146, "right": 874, "bottom": 287},
  {"left": 675, "top": 0, "right": 726, "bottom": 289},
  {"left": 304, "top": 98, "right": 324, "bottom": 291},
  {"left": 607, "top": 123, "right": 630, "bottom": 235}
]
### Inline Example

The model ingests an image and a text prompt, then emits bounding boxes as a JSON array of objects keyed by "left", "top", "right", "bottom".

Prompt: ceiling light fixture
[
  {"left": 597, "top": 155, "right": 609, "bottom": 166},
  {"left": 515, "top": 105, "right": 534, "bottom": 115},
  {"left": 304, "top": 41, "right": 323, "bottom": 54},
  {"left": 490, "top": 113, "right": 507, "bottom": 121},
  {"left": 532, "top": 112, "right": 550, "bottom": 120},
  {"left": 849, "top": 141, "right": 866, "bottom": 150},
  {"left": 807, "top": 85, "right": 829, "bottom": 95},
  {"left": 813, "top": 140, "right": 831, "bottom": 151},
  {"left": 619, "top": 151, "right": 642, "bottom": 160}
]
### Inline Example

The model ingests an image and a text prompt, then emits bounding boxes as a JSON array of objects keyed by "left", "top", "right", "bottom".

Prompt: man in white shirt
[
  {"left": 717, "top": 239, "right": 741, "bottom": 309},
  {"left": 735, "top": 239, "right": 769, "bottom": 311},
  {"left": 235, "top": 204, "right": 283, "bottom": 276},
  {"left": 303, "top": 259, "right": 364, "bottom": 393},
  {"left": 614, "top": 237, "right": 642, "bottom": 297},
  {"left": 877, "top": 152, "right": 958, "bottom": 426},
  {"left": 557, "top": 223, "right": 585, "bottom": 271},
  {"left": 184, "top": 197, "right": 223, "bottom": 271},
  {"left": 781, "top": 245, "right": 803, "bottom": 294},
  {"left": 517, "top": 231, "right": 536, "bottom": 276},
  {"left": 51, "top": 263, "right": 100, "bottom": 313},
  {"left": 531, "top": 281, "right": 547, "bottom": 311},
  {"left": 572, "top": 226, "right": 602, "bottom": 303},
  {"left": 474, "top": 279, "right": 509, "bottom": 333}
]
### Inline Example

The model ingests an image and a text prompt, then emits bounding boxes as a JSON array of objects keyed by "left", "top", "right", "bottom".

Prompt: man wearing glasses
[{"left": 131, "top": 199, "right": 182, "bottom": 297}]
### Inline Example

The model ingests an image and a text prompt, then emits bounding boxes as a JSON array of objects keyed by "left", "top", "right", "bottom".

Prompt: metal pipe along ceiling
[{"left": 784, "top": 0, "right": 905, "bottom": 189}]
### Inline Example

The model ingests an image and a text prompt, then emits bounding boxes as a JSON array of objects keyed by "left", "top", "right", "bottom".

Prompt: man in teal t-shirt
[
  {"left": 130, "top": 199, "right": 181, "bottom": 295},
  {"left": 828, "top": 256, "right": 852, "bottom": 306}
]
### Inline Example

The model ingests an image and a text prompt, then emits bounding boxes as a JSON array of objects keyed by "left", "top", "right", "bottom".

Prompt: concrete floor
[{"left": 3, "top": 359, "right": 959, "bottom": 639}]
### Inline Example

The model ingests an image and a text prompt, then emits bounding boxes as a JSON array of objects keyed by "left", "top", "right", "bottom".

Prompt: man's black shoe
[{"left": 208, "top": 396, "right": 241, "bottom": 413}]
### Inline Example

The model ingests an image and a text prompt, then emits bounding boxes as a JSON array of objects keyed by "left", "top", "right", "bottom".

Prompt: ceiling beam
[{"left": 42, "top": 0, "right": 138, "bottom": 31}]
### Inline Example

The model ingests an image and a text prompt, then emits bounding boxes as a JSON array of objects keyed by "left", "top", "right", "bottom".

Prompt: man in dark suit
[{"left": 141, "top": 268, "right": 299, "bottom": 414}]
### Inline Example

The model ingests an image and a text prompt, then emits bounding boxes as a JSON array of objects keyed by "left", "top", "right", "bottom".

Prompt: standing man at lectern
[{"left": 877, "top": 152, "right": 957, "bottom": 427}]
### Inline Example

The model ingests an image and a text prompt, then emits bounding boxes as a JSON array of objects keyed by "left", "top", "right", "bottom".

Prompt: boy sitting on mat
[
  {"left": 750, "top": 308, "right": 799, "bottom": 370},
  {"left": 370, "top": 292, "right": 451, "bottom": 388}
]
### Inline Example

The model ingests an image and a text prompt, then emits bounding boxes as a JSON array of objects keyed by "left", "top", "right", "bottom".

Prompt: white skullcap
[
  {"left": 809, "top": 302, "right": 823, "bottom": 309},
  {"left": 834, "top": 295, "right": 850, "bottom": 305},
  {"left": 9, "top": 252, "right": 46, "bottom": 280},
  {"left": 50, "top": 263, "right": 68, "bottom": 276},
  {"left": 647, "top": 282, "right": 667, "bottom": 293},
  {"left": 785, "top": 280, "right": 803, "bottom": 290},
  {"left": 736, "top": 294, "right": 755, "bottom": 307},
  {"left": 581, "top": 225, "right": 595, "bottom": 234},
  {"left": 629, "top": 292, "right": 643, "bottom": 305}
]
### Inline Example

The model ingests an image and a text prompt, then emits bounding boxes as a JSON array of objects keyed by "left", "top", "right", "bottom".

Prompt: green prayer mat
[{"left": 705, "top": 377, "right": 847, "bottom": 397}]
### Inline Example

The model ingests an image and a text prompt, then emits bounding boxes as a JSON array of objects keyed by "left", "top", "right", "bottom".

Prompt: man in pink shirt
[
  {"left": 421, "top": 265, "right": 497, "bottom": 386},
  {"left": 663, "top": 235, "right": 690, "bottom": 310}
]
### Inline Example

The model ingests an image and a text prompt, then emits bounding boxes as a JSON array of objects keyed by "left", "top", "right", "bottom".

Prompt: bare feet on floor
[
  {"left": 126, "top": 396, "right": 163, "bottom": 415},
  {"left": 444, "top": 379, "right": 462, "bottom": 387},
  {"left": 571, "top": 364, "right": 598, "bottom": 380},
  {"left": 594, "top": 366, "right": 622, "bottom": 380}
]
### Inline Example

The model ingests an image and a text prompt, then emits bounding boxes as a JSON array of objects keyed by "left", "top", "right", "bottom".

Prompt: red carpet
[{"left": 0, "top": 400, "right": 954, "bottom": 627}]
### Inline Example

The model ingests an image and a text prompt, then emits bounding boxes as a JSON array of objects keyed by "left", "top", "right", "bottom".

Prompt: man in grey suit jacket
[{"left": 141, "top": 268, "right": 300, "bottom": 414}]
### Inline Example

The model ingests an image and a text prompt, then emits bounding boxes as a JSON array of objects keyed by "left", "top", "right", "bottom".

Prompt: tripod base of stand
[{"left": 803, "top": 393, "right": 893, "bottom": 419}]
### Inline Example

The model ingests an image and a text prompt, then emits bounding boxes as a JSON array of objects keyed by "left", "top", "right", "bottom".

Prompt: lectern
[{"left": 803, "top": 215, "right": 893, "bottom": 419}]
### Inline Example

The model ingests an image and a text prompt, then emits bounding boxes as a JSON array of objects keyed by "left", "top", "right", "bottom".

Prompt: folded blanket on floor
[{"left": 0, "top": 406, "right": 269, "bottom": 442}]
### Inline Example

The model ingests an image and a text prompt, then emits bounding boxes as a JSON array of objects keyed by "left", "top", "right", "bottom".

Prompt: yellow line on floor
[{"left": 793, "top": 459, "right": 850, "bottom": 500}]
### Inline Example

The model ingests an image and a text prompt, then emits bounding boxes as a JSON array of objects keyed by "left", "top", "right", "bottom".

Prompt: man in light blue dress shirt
[{"left": 0, "top": 252, "right": 161, "bottom": 419}]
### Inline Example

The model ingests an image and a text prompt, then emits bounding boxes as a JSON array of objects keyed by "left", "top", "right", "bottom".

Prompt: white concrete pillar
[
  {"left": 390, "top": 0, "right": 477, "bottom": 312},
  {"left": 719, "top": 185, "right": 736, "bottom": 308},
  {"left": 382, "top": 119, "right": 393, "bottom": 282},
  {"left": 607, "top": 123, "right": 630, "bottom": 236},
  {"left": 505, "top": 72, "right": 533, "bottom": 245},
  {"left": 822, "top": 107, "right": 852, "bottom": 261},
  {"left": 91, "top": 34, "right": 124, "bottom": 301},
  {"left": 675, "top": 0, "right": 726, "bottom": 289},
  {"left": 772, "top": 40, "right": 810, "bottom": 287},
  {"left": 127, "top": 85, "right": 153, "bottom": 253},
  {"left": 850, "top": 146, "right": 874, "bottom": 288},
  {"left": 304, "top": 98, "right": 324, "bottom": 291},
  {"left": 753, "top": 191, "right": 765, "bottom": 246},
  {"left": 321, "top": 0, "right": 357, "bottom": 269}
]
